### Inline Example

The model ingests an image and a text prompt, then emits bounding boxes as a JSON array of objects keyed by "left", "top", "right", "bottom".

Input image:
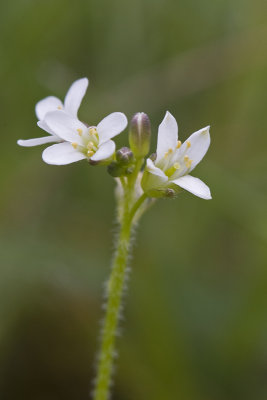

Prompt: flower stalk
[
  {"left": 93, "top": 165, "right": 147, "bottom": 400},
  {"left": 93, "top": 211, "right": 131, "bottom": 400}
]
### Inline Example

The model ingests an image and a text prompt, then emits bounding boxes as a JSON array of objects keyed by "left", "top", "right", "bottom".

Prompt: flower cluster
[{"left": 18, "top": 78, "right": 211, "bottom": 200}]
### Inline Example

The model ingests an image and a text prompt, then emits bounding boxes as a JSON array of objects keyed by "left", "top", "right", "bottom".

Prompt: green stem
[
  {"left": 128, "top": 193, "right": 147, "bottom": 223},
  {"left": 93, "top": 173, "right": 147, "bottom": 400},
  {"left": 93, "top": 215, "right": 131, "bottom": 400},
  {"left": 128, "top": 158, "right": 144, "bottom": 196}
]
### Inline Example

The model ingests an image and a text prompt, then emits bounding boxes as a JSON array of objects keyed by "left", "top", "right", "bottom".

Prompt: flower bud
[
  {"left": 107, "top": 161, "right": 125, "bottom": 177},
  {"left": 129, "top": 112, "right": 151, "bottom": 158},
  {"left": 116, "top": 147, "right": 134, "bottom": 165}
]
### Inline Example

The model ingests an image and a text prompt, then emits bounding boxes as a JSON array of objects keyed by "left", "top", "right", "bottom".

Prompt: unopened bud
[
  {"left": 116, "top": 147, "right": 134, "bottom": 165},
  {"left": 107, "top": 161, "right": 125, "bottom": 177},
  {"left": 129, "top": 112, "right": 151, "bottom": 158}
]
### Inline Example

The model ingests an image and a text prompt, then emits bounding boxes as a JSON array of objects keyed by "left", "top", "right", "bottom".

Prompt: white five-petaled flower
[
  {"left": 141, "top": 111, "right": 211, "bottom": 199},
  {"left": 41, "top": 111, "right": 128, "bottom": 165},
  {"left": 17, "top": 77, "right": 89, "bottom": 147},
  {"left": 17, "top": 77, "right": 128, "bottom": 164}
]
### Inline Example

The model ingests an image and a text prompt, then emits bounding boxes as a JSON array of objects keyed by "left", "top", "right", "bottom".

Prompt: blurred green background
[{"left": 1, "top": 0, "right": 267, "bottom": 399}]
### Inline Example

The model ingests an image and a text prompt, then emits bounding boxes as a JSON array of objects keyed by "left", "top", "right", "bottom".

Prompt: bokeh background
[{"left": 1, "top": 0, "right": 267, "bottom": 399}]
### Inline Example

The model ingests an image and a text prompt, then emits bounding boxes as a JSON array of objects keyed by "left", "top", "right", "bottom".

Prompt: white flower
[
  {"left": 41, "top": 111, "right": 128, "bottom": 165},
  {"left": 141, "top": 111, "right": 211, "bottom": 199},
  {"left": 17, "top": 77, "right": 89, "bottom": 147}
]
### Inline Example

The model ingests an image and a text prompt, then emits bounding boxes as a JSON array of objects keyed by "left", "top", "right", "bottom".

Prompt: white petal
[
  {"left": 97, "top": 112, "right": 128, "bottom": 145},
  {"left": 37, "top": 120, "right": 57, "bottom": 136},
  {"left": 90, "top": 140, "right": 115, "bottom": 161},
  {"left": 42, "top": 142, "right": 86, "bottom": 165},
  {"left": 44, "top": 111, "right": 86, "bottom": 144},
  {"left": 146, "top": 158, "right": 168, "bottom": 181},
  {"left": 64, "top": 77, "right": 89, "bottom": 117},
  {"left": 180, "top": 126, "right": 210, "bottom": 172},
  {"left": 17, "top": 136, "right": 59, "bottom": 147},
  {"left": 156, "top": 111, "right": 178, "bottom": 162},
  {"left": 172, "top": 175, "right": 212, "bottom": 199},
  {"left": 141, "top": 159, "right": 168, "bottom": 195},
  {"left": 35, "top": 96, "right": 63, "bottom": 120}
]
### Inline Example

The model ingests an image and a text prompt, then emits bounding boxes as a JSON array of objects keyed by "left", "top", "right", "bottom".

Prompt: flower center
[
  {"left": 72, "top": 126, "right": 99, "bottom": 158},
  {"left": 161, "top": 142, "right": 193, "bottom": 179},
  {"left": 165, "top": 162, "right": 180, "bottom": 177}
]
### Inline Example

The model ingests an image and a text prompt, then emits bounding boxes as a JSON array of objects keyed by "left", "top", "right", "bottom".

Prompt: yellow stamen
[
  {"left": 77, "top": 128, "right": 83, "bottom": 136},
  {"left": 176, "top": 140, "right": 182, "bottom": 149},
  {"left": 57, "top": 106, "right": 62, "bottom": 110},
  {"left": 184, "top": 155, "right": 192, "bottom": 168},
  {"left": 186, "top": 160, "right": 192, "bottom": 168},
  {"left": 164, "top": 148, "right": 174, "bottom": 158},
  {"left": 173, "top": 162, "right": 180, "bottom": 170},
  {"left": 186, "top": 141, "right": 191, "bottom": 148},
  {"left": 72, "top": 142, "right": 78, "bottom": 149},
  {"left": 87, "top": 150, "right": 94, "bottom": 157},
  {"left": 89, "top": 127, "right": 97, "bottom": 136}
]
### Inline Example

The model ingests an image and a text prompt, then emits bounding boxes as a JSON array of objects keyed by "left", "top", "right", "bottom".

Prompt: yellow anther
[
  {"left": 186, "top": 141, "right": 191, "bottom": 148},
  {"left": 186, "top": 159, "right": 192, "bottom": 168},
  {"left": 87, "top": 141, "right": 94, "bottom": 149},
  {"left": 89, "top": 127, "right": 97, "bottom": 136},
  {"left": 77, "top": 128, "right": 83, "bottom": 136},
  {"left": 57, "top": 106, "right": 62, "bottom": 110},
  {"left": 184, "top": 155, "right": 192, "bottom": 168},
  {"left": 176, "top": 140, "right": 182, "bottom": 149},
  {"left": 164, "top": 148, "right": 173, "bottom": 158},
  {"left": 173, "top": 162, "right": 180, "bottom": 170},
  {"left": 87, "top": 150, "right": 94, "bottom": 157},
  {"left": 71, "top": 142, "right": 78, "bottom": 149}
]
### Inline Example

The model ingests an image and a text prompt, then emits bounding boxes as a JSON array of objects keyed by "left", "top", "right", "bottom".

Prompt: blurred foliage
[{"left": 0, "top": 0, "right": 267, "bottom": 399}]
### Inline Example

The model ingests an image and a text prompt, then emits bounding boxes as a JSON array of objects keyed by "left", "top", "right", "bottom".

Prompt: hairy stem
[
  {"left": 93, "top": 171, "right": 147, "bottom": 400},
  {"left": 93, "top": 213, "right": 131, "bottom": 400}
]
